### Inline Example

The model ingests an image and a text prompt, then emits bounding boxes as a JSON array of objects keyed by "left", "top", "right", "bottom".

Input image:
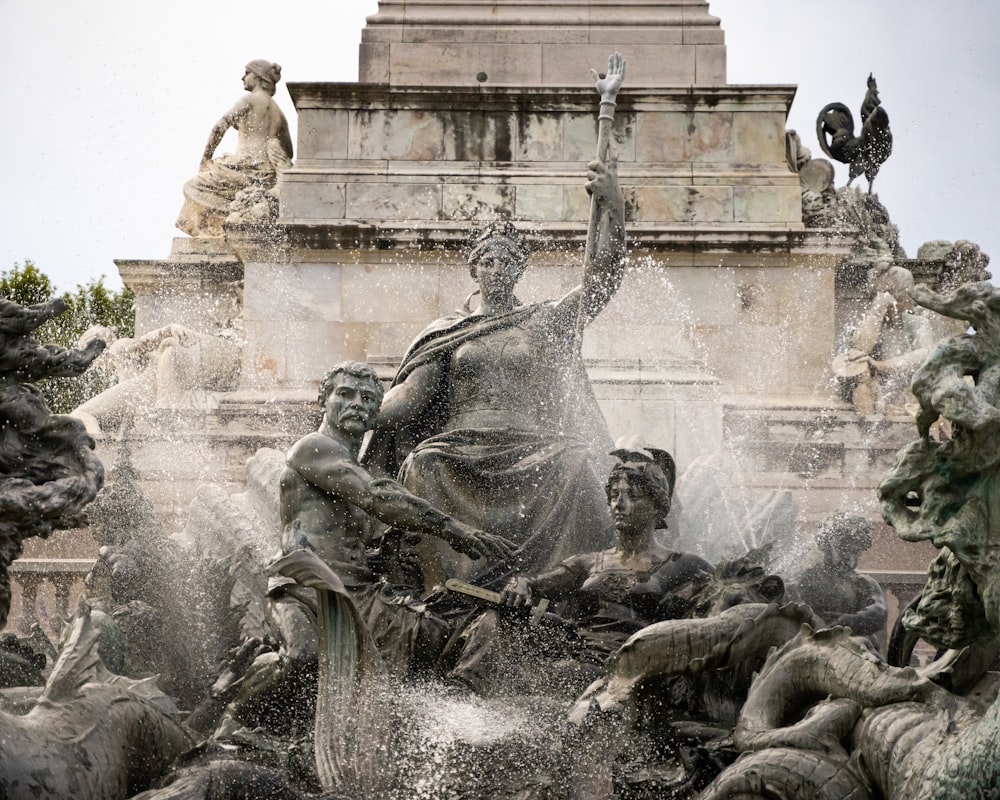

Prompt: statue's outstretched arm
[
  {"left": 580, "top": 159, "right": 627, "bottom": 321},
  {"left": 553, "top": 160, "right": 627, "bottom": 330},
  {"left": 290, "top": 440, "right": 514, "bottom": 561}
]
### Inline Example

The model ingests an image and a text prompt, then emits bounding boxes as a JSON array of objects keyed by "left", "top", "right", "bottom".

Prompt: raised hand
[{"left": 591, "top": 51, "right": 626, "bottom": 105}]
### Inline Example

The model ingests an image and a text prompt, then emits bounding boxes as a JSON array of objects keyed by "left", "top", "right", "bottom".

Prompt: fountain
[{"left": 3, "top": 1, "right": 999, "bottom": 798}]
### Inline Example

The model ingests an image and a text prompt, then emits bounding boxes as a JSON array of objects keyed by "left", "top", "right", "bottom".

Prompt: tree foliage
[{"left": 0, "top": 261, "right": 135, "bottom": 412}]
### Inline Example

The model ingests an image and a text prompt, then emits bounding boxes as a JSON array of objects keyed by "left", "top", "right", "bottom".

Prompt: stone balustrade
[
  {"left": 9, "top": 558, "right": 94, "bottom": 638},
  {"left": 3, "top": 555, "right": 924, "bottom": 661}
]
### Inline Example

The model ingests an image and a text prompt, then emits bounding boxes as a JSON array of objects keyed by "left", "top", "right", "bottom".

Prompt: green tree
[
  {"left": 0, "top": 260, "right": 135, "bottom": 412},
  {"left": 0, "top": 260, "right": 56, "bottom": 306}
]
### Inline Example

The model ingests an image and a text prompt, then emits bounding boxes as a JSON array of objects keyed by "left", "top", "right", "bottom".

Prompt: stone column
[{"left": 360, "top": 0, "right": 726, "bottom": 86}]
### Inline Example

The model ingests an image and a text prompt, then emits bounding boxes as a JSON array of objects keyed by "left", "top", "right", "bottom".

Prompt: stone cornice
[
  {"left": 288, "top": 82, "right": 796, "bottom": 113},
  {"left": 281, "top": 162, "right": 801, "bottom": 182},
  {"left": 364, "top": 0, "right": 720, "bottom": 29},
  {"left": 278, "top": 220, "right": 851, "bottom": 256},
  {"left": 115, "top": 259, "right": 243, "bottom": 291}
]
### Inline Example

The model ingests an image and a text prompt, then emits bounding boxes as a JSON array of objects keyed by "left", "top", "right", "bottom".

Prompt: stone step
[{"left": 723, "top": 403, "right": 917, "bottom": 484}]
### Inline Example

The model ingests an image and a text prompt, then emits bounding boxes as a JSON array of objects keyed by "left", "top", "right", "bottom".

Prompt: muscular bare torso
[{"left": 279, "top": 434, "right": 372, "bottom": 573}]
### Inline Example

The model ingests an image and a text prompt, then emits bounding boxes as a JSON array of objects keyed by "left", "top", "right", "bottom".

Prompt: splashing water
[{"left": 389, "top": 680, "right": 569, "bottom": 800}]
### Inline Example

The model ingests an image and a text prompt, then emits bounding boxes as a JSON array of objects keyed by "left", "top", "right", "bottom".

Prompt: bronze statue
[
  {"left": 362, "top": 56, "right": 627, "bottom": 593},
  {"left": 816, "top": 73, "right": 893, "bottom": 192},
  {"left": 0, "top": 603, "right": 193, "bottom": 799},
  {"left": 697, "top": 272, "right": 1000, "bottom": 800},
  {"left": 444, "top": 446, "right": 712, "bottom": 696},
  {"left": 0, "top": 297, "right": 105, "bottom": 628},
  {"left": 908, "top": 279, "right": 1000, "bottom": 438},
  {"left": 363, "top": 164, "right": 627, "bottom": 592},
  {"left": 176, "top": 59, "right": 293, "bottom": 237},
  {"left": 228, "top": 362, "right": 513, "bottom": 734},
  {"left": 789, "top": 511, "right": 887, "bottom": 652},
  {"left": 276, "top": 361, "right": 511, "bottom": 578}
]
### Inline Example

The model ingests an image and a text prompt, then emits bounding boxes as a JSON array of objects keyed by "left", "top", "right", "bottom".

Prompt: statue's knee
[{"left": 399, "top": 448, "right": 452, "bottom": 500}]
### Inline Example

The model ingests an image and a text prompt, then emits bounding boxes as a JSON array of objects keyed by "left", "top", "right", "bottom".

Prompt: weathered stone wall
[
  {"left": 283, "top": 84, "right": 800, "bottom": 229},
  {"left": 236, "top": 80, "right": 839, "bottom": 413}
]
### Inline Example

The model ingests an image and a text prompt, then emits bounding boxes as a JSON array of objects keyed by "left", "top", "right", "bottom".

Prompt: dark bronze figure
[
  {"left": 228, "top": 362, "right": 512, "bottom": 734},
  {"left": 789, "top": 511, "right": 887, "bottom": 653},
  {"left": 0, "top": 297, "right": 105, "bottom": 628},
  {"left": 817, "top": 73, "right": 893, "bottom": 192},
  {"left": 444, "top": 446, "right": 712, "bottom": 696},
  {"left": 362, "top": 160, "right": 627, "bottom": 593}
]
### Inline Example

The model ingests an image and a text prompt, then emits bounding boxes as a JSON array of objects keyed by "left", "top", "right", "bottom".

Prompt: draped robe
[{"left": 363, "top": 299, "right": 615, "bottom": 590}]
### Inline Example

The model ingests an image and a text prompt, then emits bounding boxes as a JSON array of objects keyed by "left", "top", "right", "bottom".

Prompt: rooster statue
[{"left": 816, "top": 73, "right": 893, "bottom": 192}]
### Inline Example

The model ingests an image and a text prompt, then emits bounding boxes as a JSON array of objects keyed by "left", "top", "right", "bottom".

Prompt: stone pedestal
[
  {"left": 283, "top": 83, "right": 802, "bottom": 231},
  {"left": 115, "top": 3, "right": 885, "bottom": 558},
  {"left": 360, "top": 0, "right": 726, "bottom": 87}
]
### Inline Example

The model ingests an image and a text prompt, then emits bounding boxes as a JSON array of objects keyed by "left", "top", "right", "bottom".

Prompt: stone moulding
[
  {"left": 363, "top": 0, "right": 722, "bottom": 28},
  {"left": 274, "top": 220, "right": 849, "bottom": 256},
  {"left": 115, "top": 260, "right": 243, "bottom": 287},
  {"left": 287, "top": 83, "right": 795, "bottom": 112}
]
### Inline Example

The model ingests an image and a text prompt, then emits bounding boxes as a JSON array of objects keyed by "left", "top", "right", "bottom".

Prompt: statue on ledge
[
  {"left": 176, "top": 59, "right": 293, "bottom": 238},
  {"left": 70, "top": 321, "right": 243, "bottom": 435},
  {"left": 833, "top": 265, "right": 935, "bottom": 415},
  {"left": 816, "top": 73, "right": 893, "bottom": 193}
]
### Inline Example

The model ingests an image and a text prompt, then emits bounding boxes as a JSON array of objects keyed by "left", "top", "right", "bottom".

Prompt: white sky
[{"left": 1, "top": 1, "right": 996, "bottom": 292}]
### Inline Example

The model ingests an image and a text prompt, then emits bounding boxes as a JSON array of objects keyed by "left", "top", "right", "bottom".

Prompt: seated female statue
[
  {"left": 442, "top": 446, "right": 713, "bottom": 696},
  {"left": 363, "top": 160, "right": 627, "bottom": 590},
  {"left": 176, "top": 60, "right": 293, "bottom": 238}
]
